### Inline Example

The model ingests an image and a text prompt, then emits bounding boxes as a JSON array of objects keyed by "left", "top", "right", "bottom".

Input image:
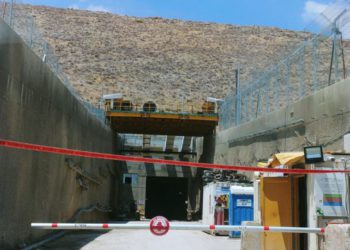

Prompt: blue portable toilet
[{"left": 229, "top": 185, "right": 254, "bottom": 237}]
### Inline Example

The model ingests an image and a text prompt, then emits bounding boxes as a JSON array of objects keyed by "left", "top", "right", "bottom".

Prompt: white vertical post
[
  {"left": 307, "top": 166, "right": 318, "bottom": 250},
  {"left": 9, "top": 0, "right": 13, "bottom": 27},
  {"left": 235, "top": 65, "right": 241, "bottom": 126}
]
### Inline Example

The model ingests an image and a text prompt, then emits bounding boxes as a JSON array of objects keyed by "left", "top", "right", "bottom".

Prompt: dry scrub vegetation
[{"left": 21, "top": 5, "right": 347, "bottom": 110}]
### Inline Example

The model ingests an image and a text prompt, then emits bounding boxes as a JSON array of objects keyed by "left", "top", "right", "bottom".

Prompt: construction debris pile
[{"left": 202, "top": 170, "right": 252, "bottom": 185}]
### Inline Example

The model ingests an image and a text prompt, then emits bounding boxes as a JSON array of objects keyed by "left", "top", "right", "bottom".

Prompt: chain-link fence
[
  {"left": 0, "top": 0, "right": 107, "bottom": 125},
  {"left": 219, "top": 1, "right": 350, "bottom": 130}
]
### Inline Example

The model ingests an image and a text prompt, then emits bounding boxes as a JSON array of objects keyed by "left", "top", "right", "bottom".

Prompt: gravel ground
[{"left": 41, "top": 222, "right": 241, "bottom": 250}]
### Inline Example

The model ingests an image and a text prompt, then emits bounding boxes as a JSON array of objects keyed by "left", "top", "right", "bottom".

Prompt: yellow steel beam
[{"left": 106, "top": 111, "right": 218, "bottom": 122}]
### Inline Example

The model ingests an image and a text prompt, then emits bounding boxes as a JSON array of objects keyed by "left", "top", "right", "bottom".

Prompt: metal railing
[
  {"left": 219, "top": 2, "right": 350, "bottom": 130},
  {"left": 0, "top": 1, "right": 107, "bottom": 125},
  {"left": 105, "top": 103, "right": 218, "bottom": 116},
  {"left": 120, "top": 134, "right": 193, "bottom": 152}
]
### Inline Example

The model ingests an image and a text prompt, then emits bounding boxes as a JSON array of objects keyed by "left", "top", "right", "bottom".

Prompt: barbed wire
[
  {"left": 219, "top": 1, "right": 350, "bottom": 130},
  {"left": 0, "top": 0, "right": 107, "bottom": 125}
]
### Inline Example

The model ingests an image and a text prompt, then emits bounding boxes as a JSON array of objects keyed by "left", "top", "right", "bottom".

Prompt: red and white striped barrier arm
[
  {"left": 1, "top": 139, "right": 350, "bottom": 174},
  {"left": 31, "top": 223, "right": 325, "bottom": 234}
]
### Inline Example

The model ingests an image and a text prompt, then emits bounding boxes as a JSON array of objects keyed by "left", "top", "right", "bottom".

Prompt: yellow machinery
[
  {"left": 103, "top": 96, "right": 219, "bottom": 136},
  {"left": 104, "top": 98, "right": 133, "bottom": 111},
  {"left": 143, "top": 101, "right": 157, "bottom": 112},
  {"left": 201, "top": 101, "right": 216, "bottom": 114}
]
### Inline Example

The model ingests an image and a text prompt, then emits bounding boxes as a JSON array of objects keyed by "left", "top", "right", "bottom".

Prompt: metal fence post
[
  {"left": 265, "top": 80, "right": 270, "bottom": 114},
  {"left": 328, "top": 22, "right": 341, "bottom": 85},
  {"left": 298, "top": 46, "right": 305, "bottom": 98},
  {"left": 250, "top": 90, "right": 254, "bottom": 122},
  {"left": 284, "top": 60, "right": 291, "bottom": 104},
  {"left": 42, "top": 43, "right": 47, "bottom": 62},
  {"left": 333, "top": 27, "right": 339, "bottom": 83},
  {"left": 256, "top": 91, "right": 261, "bottom": 118},
  {"left": 311, "top": 37, "right": 319, "bottom": 91},
  {"left": 235, "top": 65, "right": 241, "bottom": 126},
  {"left": 29, "top": 16, "right": 34, "bottom": 48},
  {"left": 9, "top": 0, "right": 13, "bottom": 27},
  {"left": 273, "top": 68, "right": 280, "bottom": 112},
  {"left": 2, "top": 2, "right": 7, "bottom": 19},
  {"left": 244, "top": 92, "right": 248, "bottom": 123}
]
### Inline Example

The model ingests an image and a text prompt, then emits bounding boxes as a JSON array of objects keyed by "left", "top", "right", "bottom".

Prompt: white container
[
  {"left": 102, "top": 93, "right": 122, "bottom": 100},
  {"left": 344, "top": 133, "right": 350, "bottom": 152},
  {"left": 230, "top": 185, "right": 254, "bottom": 195},
  {"left": 202, "top": 182, "right": 230, "bottom": 225}
]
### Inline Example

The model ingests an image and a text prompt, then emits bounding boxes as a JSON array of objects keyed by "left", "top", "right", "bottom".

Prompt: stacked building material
[{"left": 202, "top": 170, "right": 252, "bottom": 185}]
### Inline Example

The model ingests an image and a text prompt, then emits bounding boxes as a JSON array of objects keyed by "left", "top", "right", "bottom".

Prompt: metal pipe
[
  {"left": 31, "top": 223, "right": 324, "bottom": 234},
  {"left": 235, "top": 65, "right": 241, "bottom": 126}
]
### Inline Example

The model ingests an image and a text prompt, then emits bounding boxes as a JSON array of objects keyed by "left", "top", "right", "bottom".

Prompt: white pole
[{"left": 31, "top": 223, "right": 324, "bottom": 234}]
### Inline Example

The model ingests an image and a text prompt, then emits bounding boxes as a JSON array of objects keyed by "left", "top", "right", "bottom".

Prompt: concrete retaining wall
[
  {"left": 215, "top": 78, "right": 350, "bottom": 168},
  {"left": 0, "top": 20, "right": 120, "bottom": 248}
]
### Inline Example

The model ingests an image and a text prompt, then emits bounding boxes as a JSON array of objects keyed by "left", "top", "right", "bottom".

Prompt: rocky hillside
[{"left": 16, "top": 5, "right": 321, "bottom": 109}]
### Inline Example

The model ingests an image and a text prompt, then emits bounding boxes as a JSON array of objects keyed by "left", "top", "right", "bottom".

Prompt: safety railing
[{"left": 105, "top": 103, "right": 218, "bottom": 117}]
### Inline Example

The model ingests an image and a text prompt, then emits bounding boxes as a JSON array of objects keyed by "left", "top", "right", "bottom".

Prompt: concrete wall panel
[
  {"left": 215, "top": 78, "right": 350, "bottom": 167},
  {"left": 0, "top": 20, "right": 120, "bottom": 248}
]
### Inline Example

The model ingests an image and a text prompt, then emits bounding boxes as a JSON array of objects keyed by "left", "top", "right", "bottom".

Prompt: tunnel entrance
[{"left": 145, "top": 177, "right": 188, "bottom": 220}]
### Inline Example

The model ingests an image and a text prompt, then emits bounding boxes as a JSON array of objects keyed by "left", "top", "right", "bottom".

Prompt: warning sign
[
  {"left": 236, "top": 199, "right": 252, "bottom": 207},
  {"left": 149, "top": 216, "right": 170, "bottom": 236}
]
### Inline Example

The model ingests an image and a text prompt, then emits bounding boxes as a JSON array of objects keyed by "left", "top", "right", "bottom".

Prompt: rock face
[{"left": 22, "top": 5, "right": 315, "bottom": 109}]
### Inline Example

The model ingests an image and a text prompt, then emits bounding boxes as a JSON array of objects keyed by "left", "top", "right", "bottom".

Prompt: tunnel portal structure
[
  {"left": 118, "top": 134, "right": 204, "bottom": 221},
  {"left": 104, "top": 96, "right": 219, "bottom": 136},
  {"left": 103, "top": 96, "right": 218, "bottom": 220}
]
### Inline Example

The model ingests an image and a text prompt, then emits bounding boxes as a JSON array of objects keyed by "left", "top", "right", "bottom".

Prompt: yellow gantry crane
[{"left": 103, "top": 94, "right": 219, "bottom": 136}]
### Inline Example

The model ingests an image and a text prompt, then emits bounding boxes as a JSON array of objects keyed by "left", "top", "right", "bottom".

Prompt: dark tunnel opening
[{"left": 145, "top": 176, "right": 188, "bottom": 220}]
